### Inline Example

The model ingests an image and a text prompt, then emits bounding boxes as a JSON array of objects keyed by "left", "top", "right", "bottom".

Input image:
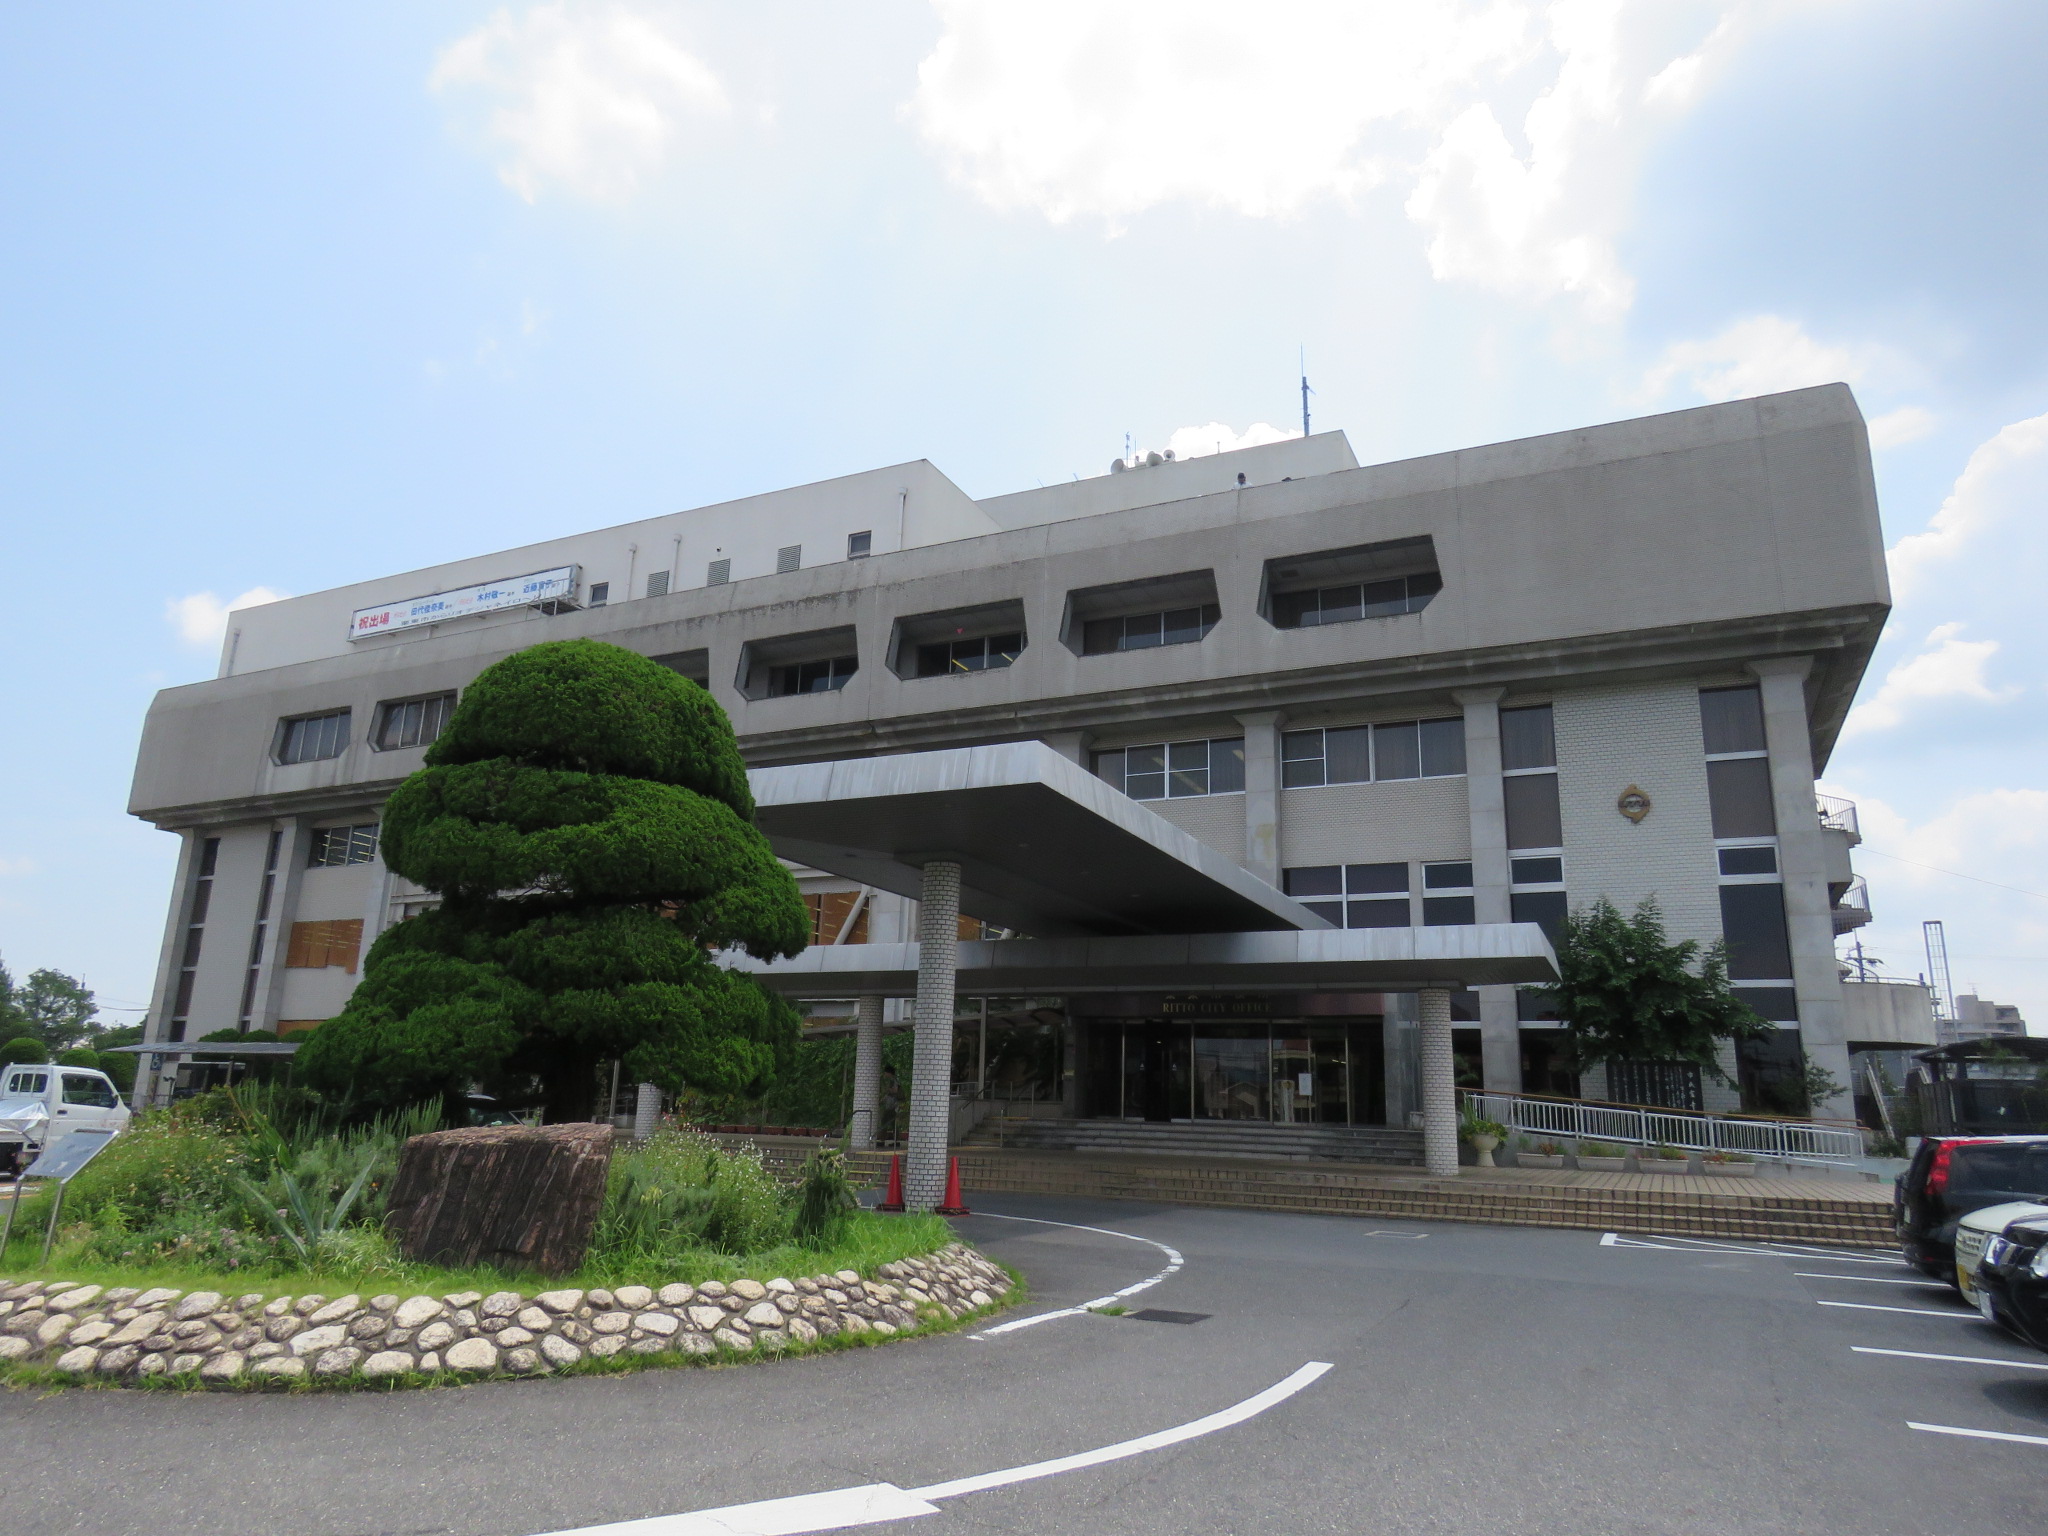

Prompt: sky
[{"left": 2, "top": 1, "right": 2045, "bottom": 1032}]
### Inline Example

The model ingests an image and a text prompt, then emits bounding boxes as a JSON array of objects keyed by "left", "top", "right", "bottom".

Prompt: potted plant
[
  {"left": 1702, "top": 1150, "right": 1758, "bottom": 1178},
  {"left": 1637, "top": 1143, "right": 1690, "bottom": 1173},
  {"left": 1575, "top": 1140, "right": 1629, "bottom": 1172},
  {"left": 1518, "top": 1139, "right": 1565, "bottom": 1171},
  {"left": 1460, "top": 1109, "right": 1509, "bottom": 1168}
]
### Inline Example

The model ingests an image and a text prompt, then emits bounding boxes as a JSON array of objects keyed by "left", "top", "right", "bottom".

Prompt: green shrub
[
  {"left": 793, "top": 1147, "right": 859, "bottom": 1242},
  {"left": 96, "top": 1051, "right": 136, "bottom": 1093},
  {"left": 1578, "top": 1141, "right": 1624, "bottom": 1158},
  {"left": 0, "top": 1037, "right": 49, "bottom": 1067},
  {"left": 59, "top": 1113, "right": 250, "bottom": 1228},
  {"left": 55, "top": 1047, "right": 100, "bottom": 1068}
]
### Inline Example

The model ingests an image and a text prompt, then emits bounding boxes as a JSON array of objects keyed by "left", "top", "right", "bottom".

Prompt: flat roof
[
  {"left": 749, "top": 742, "right": 1329, "bottom": 938},
  {"left": 730, "top": 923, "right": 1557, "bottom": 998}
]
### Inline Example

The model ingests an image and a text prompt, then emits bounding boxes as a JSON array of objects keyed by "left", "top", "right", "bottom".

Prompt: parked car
[
  {"left": 1974, "top": 1206, "right": 2048, "bottom": 1352},
  {"left": 1953, "top": 1199, "right": 2048, "bottom": 1317},
  {"left": 0, "top": 1063, "right": 132, "bottom": 1180},
  {"left": 1896, "top": 1134, "right": 2048, "bottom": 1284}
]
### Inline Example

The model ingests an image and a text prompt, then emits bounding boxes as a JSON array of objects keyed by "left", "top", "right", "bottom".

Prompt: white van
[{"left": 0, "top": 1065, "right": 131, "bottom": 1179}]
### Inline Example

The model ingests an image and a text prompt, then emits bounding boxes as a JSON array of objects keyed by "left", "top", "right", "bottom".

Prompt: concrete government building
[{"left": 128, "top": 384, "right": 1889, "bottom": 1198}]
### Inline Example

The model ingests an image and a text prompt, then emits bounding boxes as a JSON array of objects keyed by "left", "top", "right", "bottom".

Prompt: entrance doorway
[
  {"left": 1123, "top": 1022, "right": 1190, "bottom": 1120},
  {"left": 1085, "top": 1017, "right": 1380, "bottom": 1124}
]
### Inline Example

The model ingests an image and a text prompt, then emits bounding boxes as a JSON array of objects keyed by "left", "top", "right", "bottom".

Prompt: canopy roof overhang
[
  {"left": 749, "top": 742, "right": 1330, "bottom": 938},
  {"left": 729, "top": 923, "right": 1558, "bottom": 1000}
]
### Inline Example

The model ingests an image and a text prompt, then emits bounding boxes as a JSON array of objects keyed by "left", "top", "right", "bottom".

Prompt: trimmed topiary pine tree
[{"left": 299, "top": 639, "right": 810, "bottom": 1121}]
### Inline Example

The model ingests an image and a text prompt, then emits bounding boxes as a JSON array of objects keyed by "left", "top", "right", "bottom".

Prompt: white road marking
[
  {"left": 534, "top": 1363, "right": 1334, "bottom": 1536},
  {"left": 1855, "top": 1346, "right": 2048, "bottom": 1372},
  {"left": 1909, "top": 1422, "right": 2048, "bottom": 1448},
  {"left": 965, "top": 1212, "right": 1183, "bottom": 1339},
  {"left": 1816, "top": 1300, "right": 1975, "bottom": 1319},
  {"left": 1599, "top": 1232, "right": 1904, "bottom": 1266},
  {"left": 1795, "top": 1273, "right": 1948, "bottom": 1287},
  {"left": 1365, "top": 1230, "right": 1428, "bottom": 1239}
]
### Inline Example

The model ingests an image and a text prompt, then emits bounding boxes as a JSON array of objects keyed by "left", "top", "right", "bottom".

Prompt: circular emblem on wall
[{"left": 1617, "top": 785, "right": 1652, "bottom": 823}]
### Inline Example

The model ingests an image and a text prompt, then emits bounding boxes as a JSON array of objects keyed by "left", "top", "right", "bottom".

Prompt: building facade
[{"left": 128, "top": 385, "right": 1889, "bottom": 1122}]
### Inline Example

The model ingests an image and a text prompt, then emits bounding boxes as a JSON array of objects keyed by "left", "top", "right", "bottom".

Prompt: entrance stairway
[{"left": 964, "top": 1116, "right": 1426, "bottom": 1166}]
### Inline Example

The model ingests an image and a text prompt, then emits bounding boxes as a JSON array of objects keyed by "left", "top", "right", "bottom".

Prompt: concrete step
[{"left": 968, "top": 1117, "right": 1427, "bottom": 1166}]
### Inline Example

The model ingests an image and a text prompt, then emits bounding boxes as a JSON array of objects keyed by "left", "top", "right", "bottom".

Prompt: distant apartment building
[
  {"left": 1941, "top": 994, "right": 2030, "bottom": 1046},
  {"left": 128, "top": 385, "right": 1889, "bottom": 1123}
]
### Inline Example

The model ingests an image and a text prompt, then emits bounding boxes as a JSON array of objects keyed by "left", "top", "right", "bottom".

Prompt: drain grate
[{"left": 1127, "top": 1308, "right": 1210, "bottom": 1325}]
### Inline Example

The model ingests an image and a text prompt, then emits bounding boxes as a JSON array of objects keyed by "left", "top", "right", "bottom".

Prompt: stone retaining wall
[{"left": 0, "top": 1242, "right": 1010, "bottom": 1387}]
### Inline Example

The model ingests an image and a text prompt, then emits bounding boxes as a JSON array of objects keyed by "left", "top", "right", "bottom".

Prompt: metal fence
[{"left": 1461, "top": 1089, "right": 1866, "bottom": 1165}]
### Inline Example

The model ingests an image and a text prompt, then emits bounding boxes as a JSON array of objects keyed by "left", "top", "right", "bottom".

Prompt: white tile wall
[
  {"left": 1279, "top": 777, "right": 1471, "bottom": 868},
  {"left": 1147, "top": 793, "right": 1247, "bottom": 860}
]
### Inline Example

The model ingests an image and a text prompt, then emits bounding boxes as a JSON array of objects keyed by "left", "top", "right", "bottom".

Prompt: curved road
[{"left": 4, "top": 1195, "right": 2047, "bottom": 1535}]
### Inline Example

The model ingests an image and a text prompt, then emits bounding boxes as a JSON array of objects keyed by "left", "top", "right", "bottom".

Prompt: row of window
[
  {"left": 587, "top": 533, "right": 878, "bottom": 609},
  {"left": 275, "top": 693, "right": 457, "bottom": 764},
  {"left": 1094, "top": 739, "right": 1245, "bottom": 800},
  {"left": 1281, "top": 719, "right": 1464, "bottom": 786},
  {"left": 1270, "top": 571, "right": 1440, "bottom": 629},
  {"left": 1279, "top": 861, "right": 1570, "bottom": 938}
]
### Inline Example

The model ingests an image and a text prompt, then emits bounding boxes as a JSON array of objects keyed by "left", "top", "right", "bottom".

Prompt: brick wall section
[
  {"left": 1278, "top": 778, "right": 1471, "bottom": 868},
  {"left": 1146, "top": 794, "right": 1247, "bottom": 860}
]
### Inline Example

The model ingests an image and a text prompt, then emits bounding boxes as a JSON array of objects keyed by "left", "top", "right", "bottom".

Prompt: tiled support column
[
  {"left": 633, "top": 1082, "right": 662, "bottom": 1141},
  {"left": 1235, "top": 711, "right": 1283, "bottom": 887},
  {"left": 907, "top": 861, "right": 961, "bottom": 1210},
  {"left": 1750, "top": 657, "right": 1855, "bottom": 1119},
  {"left": 1419, "top": 986, "right": 1459, "bottom": 1178},
  {"left": 1456, "top": 687, "right": 1520, "bottom": 1091},
  {"left": 850, "top": 994, "right": 884, "bottom": 1149}
]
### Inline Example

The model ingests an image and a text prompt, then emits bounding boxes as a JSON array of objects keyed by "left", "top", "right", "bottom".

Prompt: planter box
[
  {"left": 1517, "top": 1154, "right": 1566, "bottom": 1170},
  {"left": 1702, "top": 1162, "right": 1759, "bottom": 1177},
  {"left": 1576, "top": 1156, "right": 1629, "bottom": 1172},
  {"left": 1636, "top": 1159, "right": 1692, "bottom": 1173}
]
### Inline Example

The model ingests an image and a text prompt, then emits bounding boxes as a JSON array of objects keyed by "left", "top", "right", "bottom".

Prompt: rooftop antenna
[
  {"left": 1923, "top": 920, "right": 1955, "bottom": 1021},
  {"left": 1299, "top": 346, "right": 1313, "bottom": 438}
]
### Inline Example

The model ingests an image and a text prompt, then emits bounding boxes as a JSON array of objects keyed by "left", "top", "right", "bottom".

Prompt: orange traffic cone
[
  {"left": 935, "top": 1156, "right": 970, "bottom": 1216},
  {"left": 876, "top": 1153, "right": 905, "bottom": 1212}
]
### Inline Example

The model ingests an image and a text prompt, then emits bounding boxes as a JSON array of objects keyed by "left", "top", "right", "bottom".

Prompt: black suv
[
  {"left": 1977, "top": 1210, "right": 2048, "bottom": 1352},
  {"left": 1896, "top": 1135, "right": 2048, "bottom": 1284}
]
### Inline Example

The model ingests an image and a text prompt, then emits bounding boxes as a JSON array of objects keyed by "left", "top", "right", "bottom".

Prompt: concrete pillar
[
  {"left": 633, "top": 1082, "right": 661, "bottom": 1140},
  {"left": 907, "top": 861, "right": 962, "bottom": 1210},
  {"left": 850, "top": 994, "right": 884, "bottom": 1149},
  {"left": 1749, "top": 657, "right": 1854, "bottom": 1119},
  {"left": 1236, "top": 711, "right": 1283, "bottom": 887},
  {"left": 1455, "top": 687, "right": 1519, "bottom": 1091},
  {"left": 1419, "top": 986, "right": 1459, "bottom": 1178}
]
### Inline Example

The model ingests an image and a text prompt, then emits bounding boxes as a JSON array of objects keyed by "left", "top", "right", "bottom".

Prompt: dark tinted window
[
  {"left": 1720, "top": 883, "right": 1792, "bottom": 979},
  {"left": 1347, "top": 899, "right": 1409, "bottom": 928},
  {"left": 277, "top": 709, "right": 351, "bottom": 764},
  {"left": 1504, "top": 773, "right": 1562, "bottom": 849},
  {"left": 1500, "top": 705, "right": 1555, "bottom": 770},
  {"left": 1708, "top": 758, "right": 1777, "bottom": 838},
  {"left": 1424, "top": 862, "right": 1473, "bottom": 889},
  {"left": 1719, "top": 846, "right": 1778, "bottom": 876},
  {"left": 1419, "top": 717, "right": 1465, "bottom": 776},
  {"left": 61, "top": 1073, "right": 117, "bottom": 1108},
  {"left": 1511, "top": 890, "right": 1568, "bottom": 943},
  {"left": 1326, "top": 726, "right": 1371, "bottom": 784},
  {"left": 1734, "top": 987, "right": 1799, "bottom": 1023},
  {"left": 1283, "top": 866, "right": 1342, "bottom": 898},
  {"left": 1511, "top": 856, "right": 1562, "bottom": 884},
  {"left": 1345, "top": 862, "right": 1408, "bottom": 894},
  {"left": 1700, "top": 686, "right": 1767, "bottom": 754},
  {"left": 1947, "top": 1143, "right": 2048, "bottom": 1198},
  {"left": 1423, "top": 895, "right": 1475, "bottom": 926}
]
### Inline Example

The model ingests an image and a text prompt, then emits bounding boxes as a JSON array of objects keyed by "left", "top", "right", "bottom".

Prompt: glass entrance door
[
  {"left": 1122, "top": 1022, "right": 1191, "bottom": 1120},
  {"left": 1272, "top": 1026, "right": 1349, "bottom": 1123},
  {"left": 1194, "top": 1027, "right": 1269, "bottom": 1120}
]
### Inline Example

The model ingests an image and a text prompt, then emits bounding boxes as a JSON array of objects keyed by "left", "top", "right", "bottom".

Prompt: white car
[
  {"left": 1953, "top": 1199, "right": 2048, "bottom": 1323},
  {"left": 0, "top": 1064, "right": 131, "bottom": 1180}
]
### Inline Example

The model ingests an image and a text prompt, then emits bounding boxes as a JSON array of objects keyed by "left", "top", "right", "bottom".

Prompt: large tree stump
[{"left": 385, "top": 1122, "right": 613, "bottom": 1277}]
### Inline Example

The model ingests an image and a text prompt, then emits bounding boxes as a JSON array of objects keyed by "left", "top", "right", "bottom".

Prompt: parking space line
[
  {"left": 1816, "top": 1300, "right": 1975, "bottom": 1319},
  {"left": 1795, "top": 1273, "right": 1949, "bottom": 1287},
  {"left": 1599, "top": 1232, "right": 1903, "bottom": 1265},
  {"left": 1855, "top": 1347, "right": 2048, "bottom": 1372},
  {"left": 1909, "top": 1422, "right": 2048, "bottom": 1448}
]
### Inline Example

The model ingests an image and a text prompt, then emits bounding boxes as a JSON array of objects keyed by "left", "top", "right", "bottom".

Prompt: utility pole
[{"left": 1299, "top": 347, "right": 1312, "bottom": 438}]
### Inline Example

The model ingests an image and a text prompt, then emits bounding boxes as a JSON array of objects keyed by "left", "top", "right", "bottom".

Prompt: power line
[{"left": 1858, "top": 845, "right": 2048, "bottom": 904}]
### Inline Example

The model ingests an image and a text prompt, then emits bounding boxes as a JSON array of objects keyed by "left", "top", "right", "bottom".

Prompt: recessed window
[
  {"left": 1708, "top": 759, "right": 1777, "bottom": 839},
  {"left": 1284, "top": 863, "right": 1409, "bottom": 929},
  {"left": 276, "top": 709, "right": 351, "bottom": 765},
  {"left": 373, "top": 693, "right": 456, "bottom": 751},
  {"left": 1503, "top": 774, "right": 1562, "bottom": 850},
  {"left": 1421, "top": 861, "right": 1475, "bottom": 926},
  {"left": 918, "top": 633, "right": 1021, "bottom": 677},
  {"left": 1280, "top": 719, "right": 1463, "bottom": 787},
  {"left": 1510, "top": 890, "right": 1568, "bottom": 943},
  {"left": 1499, "top": 705, "right": 1555, "bottom": 770},
  {"left": 1273, "top": 572, "right": 1441, "bottom": 628},
  {"left": 1263, "top": 536, "right": 1441, "bottom": 630},
  {"left": 308, "top": 824, "right": 379, "bottom": 868},
  {"left": 1063, "top": 570, "right": 1220, "bottom": 657},
  {"left": 707, "top": 559, "right": 731, "bottom": 586},
  {"left": 1718, "top": 845, "right": 1778, "bottom": 876},
  {"left": 771, "top": 656, "right": 856, "bottom": 696},
  {"left": 777, "top": 545, "right": 802, "bottom": 574},
  {"left": 1720, "top": 883, "right": 1793, "bottom": 980},
  {"left": 1083, "top": 605, "right": 1220, "bottom": 655},
  {"left": 1510, "top": 856, "right": 1562, "bottom": 885},
  {"left": 1700, "top": 686, "right": 1767, "bottom": 755},
  {"left": 848, "top": 531, "right": 872, "bottom": 559},
  {"left": 646, "top": 570, "right": 670, "bottom": 598},
  {"left": 1094, "top": 738, "right": 1245, "bottom": 800},
  {"left": 587, "top": 581, "right": 609, "bottom": 607}
]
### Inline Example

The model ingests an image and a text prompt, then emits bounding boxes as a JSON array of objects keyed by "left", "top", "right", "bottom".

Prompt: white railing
[{"left": 1461, "top": 1089, "right": 1865, "bottom": 1166}]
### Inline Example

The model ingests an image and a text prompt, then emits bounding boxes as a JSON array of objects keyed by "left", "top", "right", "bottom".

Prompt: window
[
  {"left": 239, "top": 828, "right": 283, "bottom": 1026},
  {"left": 374, "top": 693, "right": 456, "bottom": 751},
  {"left": 6, "top": 1071, "right": 48, "bottom": 1096},
  {"left": 308, "top": 824, "right": 379, "bottom": 868},
  {"left": 707, "top": 559, "right": 731, "bottom": 586},
  {"left": 276, "top": 709, "right": 350, "bottom": 765},
  {"left": 1422, "top": 862, "right": 1475, "bottom": 926},
  {"left": 61, "top": 1073, "right": 117, "bottom": 1108},
  {"left": 777, "top": 545, "right": 802, "bottom": 574},
  {"left": 286, "top": 919, "right": 364, "bottom": 972},
  {"left": 1280, "top": 719, "right": 1464, "bottom": 787},
  {"left": 1718, "top": 845, "right": 1778, "bottom": 876},
  {"left": 1499, "top": 705, "right": 1555, "bottom": 770},
  {"left": 1734, "top": 987, "right": 1799, "bottom": 1023},
  {"left": 770, "top": 656, "right": 857, "bottom": 696},
  {"left": 1720, "top": 883, "right": 1792, "bottom": 980},
  {"left": 646, "top": 570, "right": 670, "bottom": 598},
  {"left": 803, "top": 891, "right": 869, "bottom": 945},
  {"left": 1700, "top": 686, "right": 1767, "bottom": 755},
  {"left": 847, "top": 531, "right": 872, "bottom": 560},
  {"left": 1708, "top": 758, "right": 1777, "bottom": 838},
  {"left": 918, "top": 633, "right": 1021, "bottom": 677},
  {"left": 168, "top": 834, "right": 219, "bottom": 1044},
  {"left": 587, "top": 582, "right": 609, "bottom": 607},
  {"left": 1284, "top": 863, "right": 1409, "bottom": 928},
  {"left": 1503, "top": 774, "right": 1562, "bottom": 849},
  {"left": 1271, "top": 571, "right": 1441, "bottom": 628},
  {"left": 1081, "top": 604, "right": 1221, "bottom": 655},
  {"left": 1095, "top": 738, "right": 1245, "bottom": 799},
  {"left": 1510, "top": 856, "right": 1562, "bottom": 885},
  {"left": 1510, "top": 891, "right": 1568, "bottom": 943}
]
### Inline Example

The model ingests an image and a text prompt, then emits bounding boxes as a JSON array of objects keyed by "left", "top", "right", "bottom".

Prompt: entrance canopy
[
  {"left": 750, "top": 742, "right": 1329, "bottom": 937},
  {"left": 730, "top": 923, "right": 1558, "bottom": 999}
]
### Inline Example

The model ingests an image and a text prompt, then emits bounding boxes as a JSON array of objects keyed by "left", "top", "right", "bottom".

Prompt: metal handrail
[
  {"left": 1816, "top": 794, "right": 1861, "bottom": 843},
  {"left": 1461, "top": 1088, "right": 1865, "bottom": 1165}
]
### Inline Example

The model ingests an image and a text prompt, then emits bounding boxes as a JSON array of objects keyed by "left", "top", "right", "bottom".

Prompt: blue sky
[{"left": 3, "top": 1, "right": 2045, "bottom": 1030}]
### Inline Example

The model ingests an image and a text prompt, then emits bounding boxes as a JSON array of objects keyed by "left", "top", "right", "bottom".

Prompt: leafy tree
[
  {"left": 56, "top": 1048, "right": 101, "bottom": 1068},
  {"left": 0, "top": 1037, "right": 50, "bottom": 1068},
  {"left": 1544, "top": 897, "right": 1770, "bottom": 1084},
  {"left": 299, "top": 640, "right": 809, "bottom": 1120},
  {"left": 0, "top": 959, "right": 21, "bottom": 1040},
  {"left": 13, "top": 969, "right": 98, "bottom": 1052}
]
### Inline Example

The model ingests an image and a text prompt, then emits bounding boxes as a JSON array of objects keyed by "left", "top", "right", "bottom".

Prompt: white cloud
[
  {"left": 432, "top": 3, "right": 729, "bottom": 204},
  {"left": 1842, "top": 622, "right": 2017, "bottom": 736},
  {"left": 911, "top": 1, "right": 1786, "bottom": 315},
  {"left": 1639, "top": 313, "right": 1905, "bottom": 405},
  {"left": 1887, "top": 408, "right": 2048, "bottom": 600},
  {"left": 166, "top": 587, "right": 289, "bottom": 649},
  {"left": 1866, "top": 404, "right": 1935, "bottom": 450},
  {"left": 1164, "top": 421, "right": 1299, "bottom": 459}
]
